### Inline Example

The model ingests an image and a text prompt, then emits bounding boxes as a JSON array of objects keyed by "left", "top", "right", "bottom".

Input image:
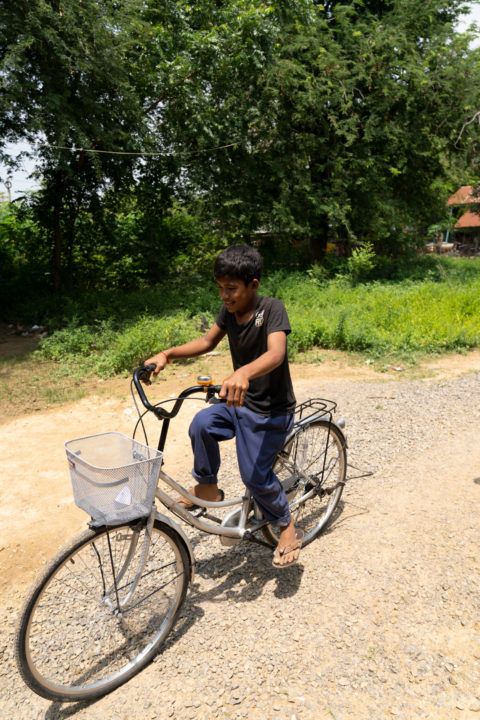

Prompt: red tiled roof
[
  {"left": 446, "top": 186, "right": 478, "bottom": 205},
  {"left": 454, "top": 210, "right": 480, "bottom": 228}
]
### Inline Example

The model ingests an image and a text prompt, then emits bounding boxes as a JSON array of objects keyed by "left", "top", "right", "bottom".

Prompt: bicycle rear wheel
[
  {"left": 16, "top": 519, "right": 190, "bottom": 702},
  {"left": 262, "top": 420, "right": 346, "bottom": 547}
]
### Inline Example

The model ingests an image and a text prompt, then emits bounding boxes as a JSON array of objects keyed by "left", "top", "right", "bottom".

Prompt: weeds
[{"left": 31, "top": 257, "right": 480, "bottom": 375}]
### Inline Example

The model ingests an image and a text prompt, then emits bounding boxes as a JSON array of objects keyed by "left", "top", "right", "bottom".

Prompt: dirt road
[{"left": 1, "top": 352, "right": 480, "bottom": 719}]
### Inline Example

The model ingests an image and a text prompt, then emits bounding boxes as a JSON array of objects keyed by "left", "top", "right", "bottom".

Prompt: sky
[
  {"left": 457, "top": 0, "right": 480, "bottom": 35},
  {"left": 1, "top": 2, "right": 480, "bottom": 200}
]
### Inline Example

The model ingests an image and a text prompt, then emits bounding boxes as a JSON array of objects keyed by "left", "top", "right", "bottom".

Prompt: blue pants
[{"left": 188, "top": 404, "right": 293, "bottom": 528}]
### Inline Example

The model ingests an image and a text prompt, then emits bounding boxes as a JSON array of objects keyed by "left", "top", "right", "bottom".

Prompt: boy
[{"left": 144, "top": 244, "right": 303, "bottom": 568}]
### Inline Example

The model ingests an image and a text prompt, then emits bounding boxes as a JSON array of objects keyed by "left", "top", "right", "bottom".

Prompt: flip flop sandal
[
  {"left": 272, "top": 528, "right": 304, "bottom": 569},
  {"left": 176, "top": 488, "right": 225, "bottom": 510}
]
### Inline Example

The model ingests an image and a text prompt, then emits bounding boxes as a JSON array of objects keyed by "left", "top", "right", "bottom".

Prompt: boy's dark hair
[{"left": 214, "top": 244, "right": 263, "bottom": 285}]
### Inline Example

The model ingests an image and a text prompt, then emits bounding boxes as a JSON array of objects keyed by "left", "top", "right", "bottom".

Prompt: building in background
[{"left": 446, "top": 186, "right": 480, "bottom": 254}]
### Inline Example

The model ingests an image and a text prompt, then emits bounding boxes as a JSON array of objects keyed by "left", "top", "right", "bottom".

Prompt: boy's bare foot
[
  {"left": 176, "top": 483, "right": 224, "bottom": 510},
  {"left": 272, "top": 519, "right": 304, "bottom": 568}
]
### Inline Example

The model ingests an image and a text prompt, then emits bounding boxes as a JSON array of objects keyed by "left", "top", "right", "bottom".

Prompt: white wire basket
[{"left": 65, "top": 432, "right": 163, "bottom": 527}]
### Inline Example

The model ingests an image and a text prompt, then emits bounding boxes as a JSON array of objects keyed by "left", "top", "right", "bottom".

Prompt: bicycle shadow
[
  {"left": 42, "top": 547, "right": 303, "bottom": 718},
  {"left": 46, "top": 699, "right": 98, "bottom": 719},
  {"left": 42, "top": 502, "right": 351, "bottom": 718},
  {"left": 43, "top": 497, "right": 356, "bottom": 719},
  {"left": 44, "top": 600, "right": 206, "bottom": 720},
  {"left": 186, "top": 498, "right": 352, "bottom": 606}
]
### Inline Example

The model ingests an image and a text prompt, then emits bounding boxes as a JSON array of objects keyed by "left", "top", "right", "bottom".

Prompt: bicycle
[{"left": 15, "top": 365, "right": 347, "bottom": 702}]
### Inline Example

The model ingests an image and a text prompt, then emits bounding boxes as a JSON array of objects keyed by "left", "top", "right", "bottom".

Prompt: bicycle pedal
[{"left": 203, "top": 513, "right": 222, "bottom": 524}]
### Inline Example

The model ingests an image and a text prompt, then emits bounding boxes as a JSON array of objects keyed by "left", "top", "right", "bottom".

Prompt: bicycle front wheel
[
  {"left": 16, "top": 519, "right": 190, "bottom": 702},
  {"left": 262, "top": 420, "right": 346, "bottom": 547}
]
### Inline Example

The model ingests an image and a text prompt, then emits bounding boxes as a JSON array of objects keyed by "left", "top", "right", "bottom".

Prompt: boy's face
[{"left": 216, "top": 275, "right": 259, "bottom": 315}]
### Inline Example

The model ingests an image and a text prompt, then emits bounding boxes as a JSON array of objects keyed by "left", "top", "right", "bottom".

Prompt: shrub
[
  {"left": 345, "top": 241, "right": 377, "bottom": 285},
  {"left": 37, "top": 312, "right": 214, "bottom": 377}
]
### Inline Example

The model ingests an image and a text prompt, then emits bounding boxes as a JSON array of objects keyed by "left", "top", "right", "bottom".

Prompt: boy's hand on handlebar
[
  {"left": 141, "top": 353, "right": 169, "bottom": 383},
  {"left": 219, "top": 369, "right": 249, "bottom": 407}
]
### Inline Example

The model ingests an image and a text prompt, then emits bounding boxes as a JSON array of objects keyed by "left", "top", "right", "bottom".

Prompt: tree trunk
[
  {"left": 65, "top": 207, "right": 77, "bottom": 290},
  {"left": 53, "top": 183, "right": 63, "bottom": 293},
  {"left": 308, "top": 216, "right": 329, "bottom": 262}
]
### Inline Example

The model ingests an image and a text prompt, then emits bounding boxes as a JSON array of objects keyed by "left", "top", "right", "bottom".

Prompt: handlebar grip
[
  {"left": 138, "top": 363, "right": 156, "bottom": 382},
  {"left": 133, "top": 365, "right": 168, "bottom": 418}
]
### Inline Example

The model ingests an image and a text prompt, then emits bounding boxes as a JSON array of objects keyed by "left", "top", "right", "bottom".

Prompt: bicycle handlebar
[{"left": 133, "top": 365, "right": 222, "bottom": 420}]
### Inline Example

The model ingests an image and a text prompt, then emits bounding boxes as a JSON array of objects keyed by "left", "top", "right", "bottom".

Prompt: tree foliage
[
  {"left": 0, "top": 0, "right": 287, "bottom": 290},
  {"left": 171, "top": 1, "right": 480, "bottom": 257},
  {"left": 0, "top": 0, "right": 479, "bottom": 298}
]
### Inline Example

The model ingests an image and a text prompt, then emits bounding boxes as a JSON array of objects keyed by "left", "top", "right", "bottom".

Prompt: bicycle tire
[
  {"left": 16, "top": 519, "right": 190, "bottom": 702},
  {"left": 261, "top": 420, "right": 346, "bottom": 547}
]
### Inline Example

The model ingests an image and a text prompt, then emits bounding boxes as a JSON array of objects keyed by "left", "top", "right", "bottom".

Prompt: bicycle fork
[{"left": 101, "top": 505, "right": 157, "bottom": 616}]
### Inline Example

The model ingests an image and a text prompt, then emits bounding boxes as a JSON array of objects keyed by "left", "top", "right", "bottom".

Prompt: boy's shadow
[
  {"left": 191, "top": 537, "right": 305, "bottom": 605},
  {"left": 189, "top": 497, "right": 348, "bottom": 606},
  {"left": 189, "top": 494, "right": 349, "bottom": 601}
]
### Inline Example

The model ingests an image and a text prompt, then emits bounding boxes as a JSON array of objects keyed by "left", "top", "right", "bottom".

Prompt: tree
[
  {"left": 0, "top": 0, "right": 287, "bottom": 289},
  {"left": 1, "top": 0, "right": 154, "bottom": 289},
  {"left": 1, "top": 0, "right": 479, "bottom": 291},
  {"left": 168, "top": 0, "right": 480, "bottom": 259}
]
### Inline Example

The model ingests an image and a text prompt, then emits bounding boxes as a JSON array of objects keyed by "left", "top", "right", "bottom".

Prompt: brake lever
[{"left": 205, "top": 384, "right": 224, "bottom": 404}]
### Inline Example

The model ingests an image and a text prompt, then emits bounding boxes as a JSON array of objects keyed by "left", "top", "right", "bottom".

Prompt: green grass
[
  {"left": 37, "top": 312, "right": 215, "bottom": 376},
  {"left": 34, "top": 256, "right": 480, "bottom": 375},
  {"left": 282, "top": 277, "right": 480, "bottom": 358}
]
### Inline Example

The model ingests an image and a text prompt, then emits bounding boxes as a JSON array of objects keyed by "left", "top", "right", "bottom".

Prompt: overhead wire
[{"left": 34, "top": 141, "right": 242, "bottom": 157}]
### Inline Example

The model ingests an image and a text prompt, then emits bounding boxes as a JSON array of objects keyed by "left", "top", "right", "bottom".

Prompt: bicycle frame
[
  {"left": 155, "top": 475, "right": 266, "bottom": 540},
  {"left": 132, "top": 365, "right": 344, "bottom": 544}
]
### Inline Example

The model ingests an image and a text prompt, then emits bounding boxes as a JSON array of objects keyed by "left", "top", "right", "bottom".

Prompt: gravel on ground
[{"left": 1, "top": 366, "right": 479, "bottom": 720}]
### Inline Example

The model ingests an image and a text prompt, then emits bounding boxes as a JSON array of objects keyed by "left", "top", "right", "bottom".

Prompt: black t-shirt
[{"left": 216, "top": 296, "right": 296, "bottom": 416}]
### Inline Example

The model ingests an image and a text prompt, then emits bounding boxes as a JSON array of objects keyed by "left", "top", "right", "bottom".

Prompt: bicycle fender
[
  {"left": 155, "top": 511, "right": 196, "bottom": 580},
  {"left": 292, "top": 415, "right": 347, "bottom": 446},
  {"left": 309, "top": 417, "right": 348, "bottom": 448},
  {"left": 331, "top": 419, "right": 348, "bottom": 448}
]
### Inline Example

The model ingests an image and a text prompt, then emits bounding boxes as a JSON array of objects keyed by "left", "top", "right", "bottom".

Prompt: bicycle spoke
[
  {"left": 17, "top": 522, "right": 189, "bottom": 700},
  {"left": 262, "top": 420, "right": 346, "bottom": 546}
]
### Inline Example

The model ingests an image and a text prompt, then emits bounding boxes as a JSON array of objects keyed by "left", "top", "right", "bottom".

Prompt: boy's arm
[
  {"left": 144, "top": 323, "right": 226, "bottom": 378},
  {"left": 220, "top": 331, "right": 287, "bottom": 407}
]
